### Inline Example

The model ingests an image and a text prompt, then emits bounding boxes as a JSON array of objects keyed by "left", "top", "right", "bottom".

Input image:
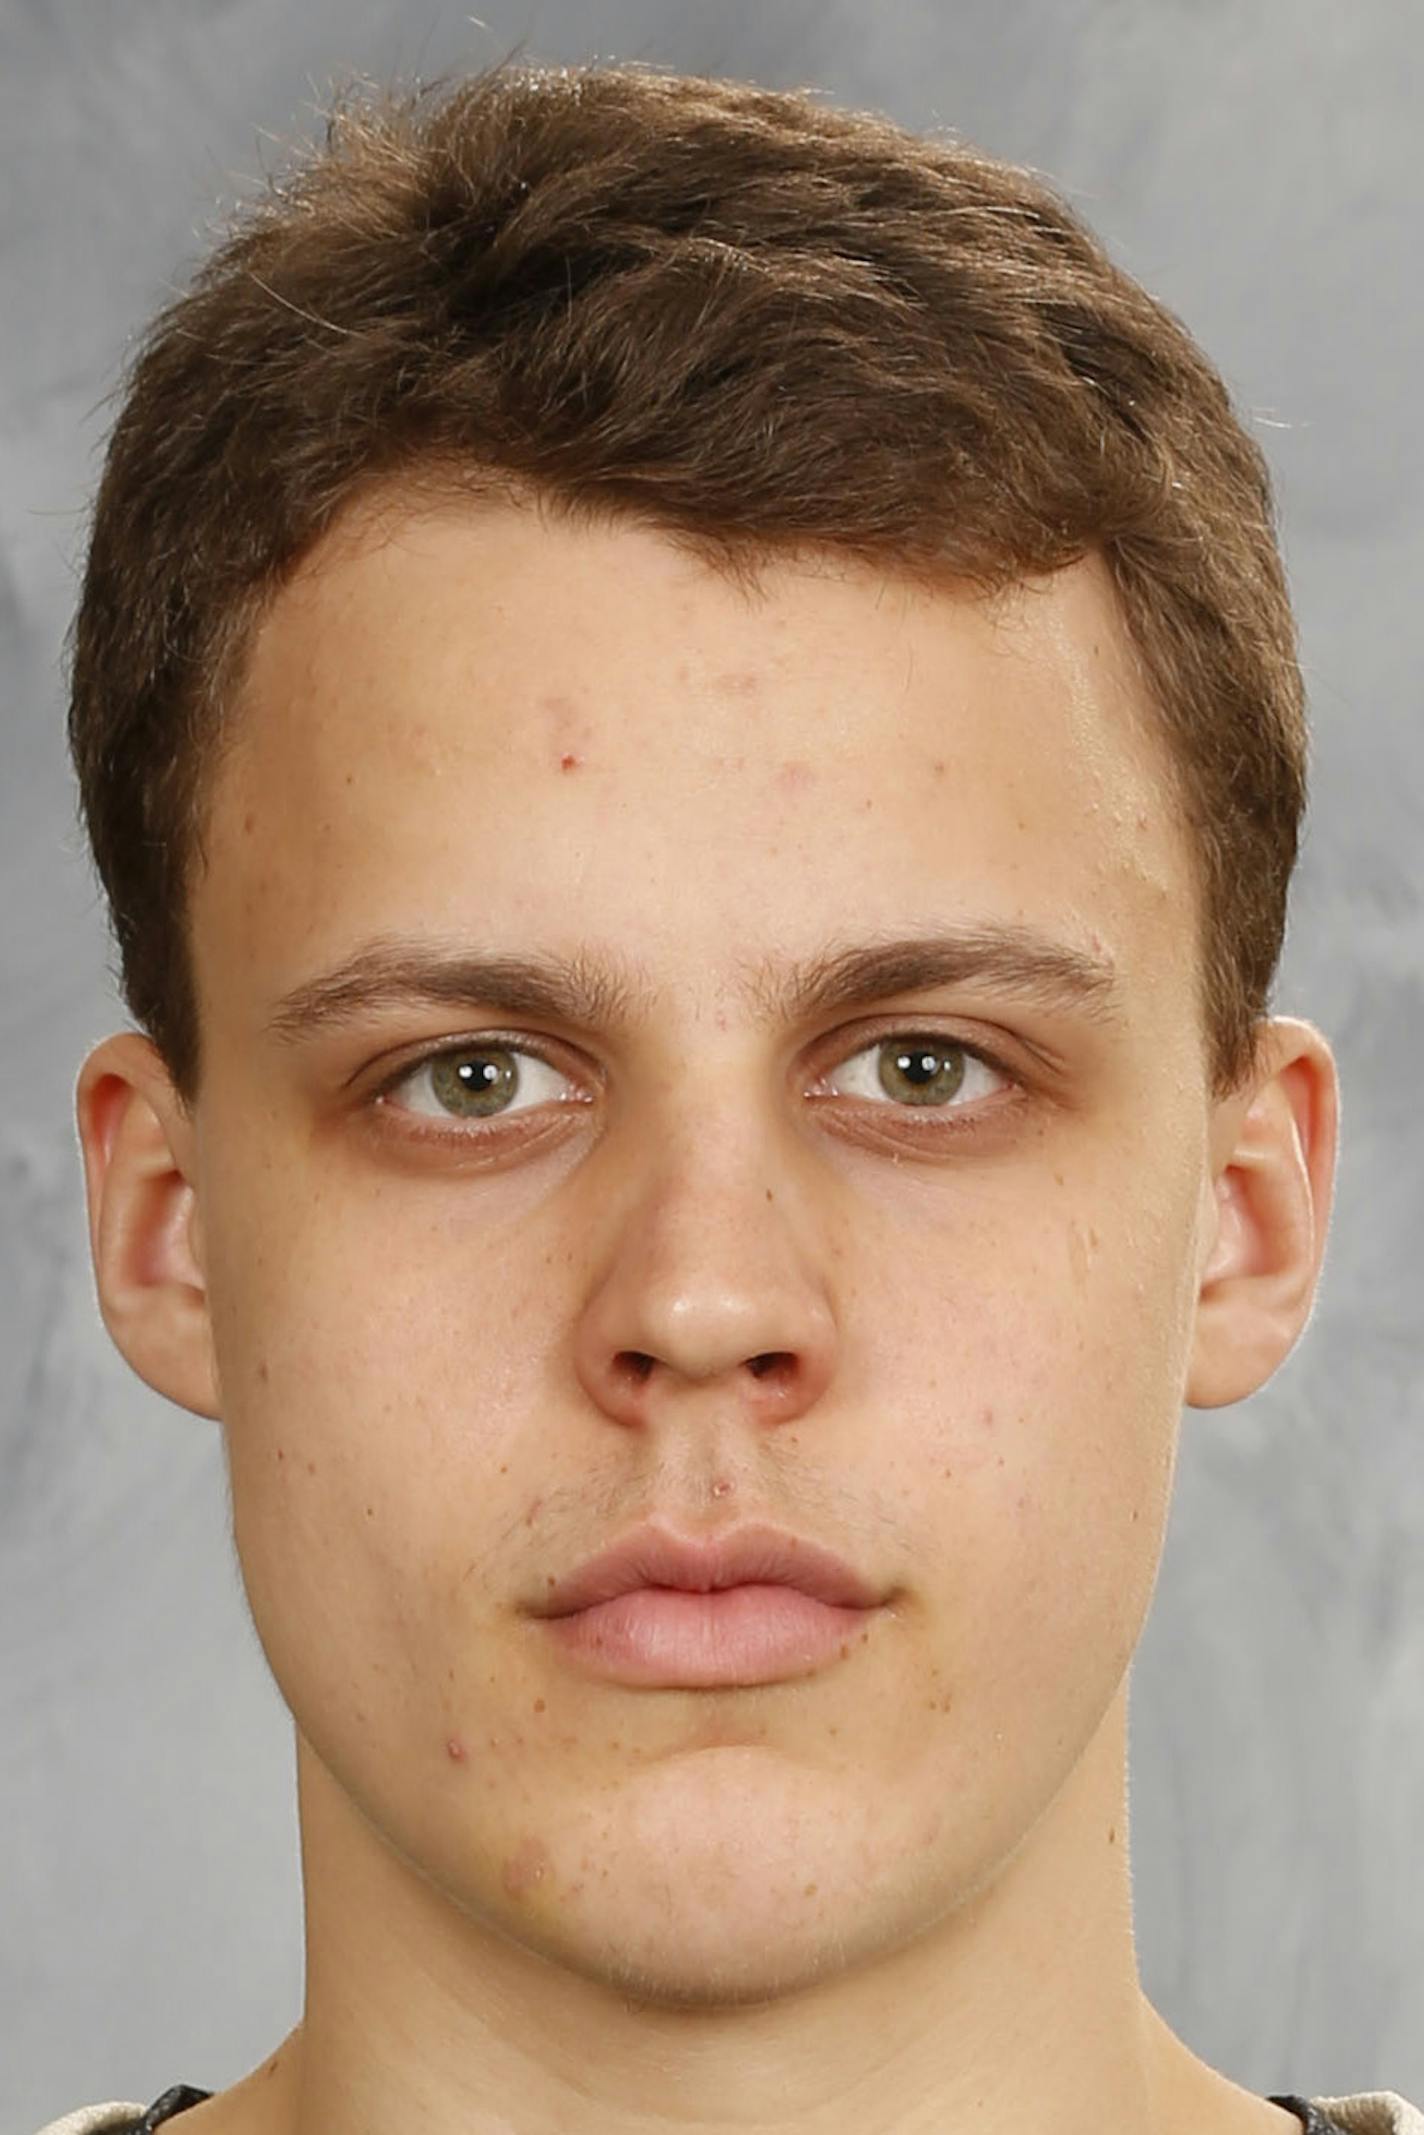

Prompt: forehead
[{"left": 195, "top": 492, "right": 1195, "bottom": 1033}]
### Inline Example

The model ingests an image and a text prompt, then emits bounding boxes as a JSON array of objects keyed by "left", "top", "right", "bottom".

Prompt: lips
[{"left": 532, "top": 1519, "right": 884, "bottom": 1619}]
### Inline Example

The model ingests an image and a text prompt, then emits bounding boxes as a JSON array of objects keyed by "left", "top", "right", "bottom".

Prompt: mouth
[
  {"left": 531, "top": 1520, "right": 887, "bottom": 1688},
  {"left": 542, "top": 1583, "right": 880, "bottom": 1686}
]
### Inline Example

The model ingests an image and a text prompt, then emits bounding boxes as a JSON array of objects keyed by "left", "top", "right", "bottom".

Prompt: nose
[{"left": 571, "top": 1113, "right": 839, "bottom": 1432}]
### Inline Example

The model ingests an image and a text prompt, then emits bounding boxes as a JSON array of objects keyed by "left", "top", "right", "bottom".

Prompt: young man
[{"left": 40, "top": 55, "right": 1419, "bottom": 2135}]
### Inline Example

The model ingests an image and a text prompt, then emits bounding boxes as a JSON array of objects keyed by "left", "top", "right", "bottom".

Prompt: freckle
[
  {"left": 979, "top": 1405, "right": 995, "bottom": 1427},
  {"left": 242, "top": 811, "right": 255, "bottom": 834},
  {"left": 365, "top": 1504, "right": 374, "bottom": 1518},
  {"left": 559, "top": 752, "right": 580, "bottom": 771},
  {"left": 932, "top": 759, "right": 946, "bottom": 776},
  {"left": 306, "top": 1460, "right": 316, "bottom": 1475},
  {"left": 803, "top": 1882, "right": 818, "bottom": 1896},
  {"left": 942, "top": 1466, "right": 953, "bottom": 1478},
  {"left": 446, "top": 1736, "right": 467, "bottom": 1763},
  {"left": 765, "top": 1187, "right": 773, "bottom": 1201},
  {"left": 257, "top": 1360, "right": 270, "bottom": 1384},
  {"left": 499, "top": 1464, "right": 508, "bottom": 1474},
  {"left": 829, "top": 1726, "right": 839, "bottom": 1738},
  {"left": 533, "top": 1698, "right": 545, "bottom": 1714},
  {"left": 275, "top": 1447, "right": 285, "bottom": 1463}
]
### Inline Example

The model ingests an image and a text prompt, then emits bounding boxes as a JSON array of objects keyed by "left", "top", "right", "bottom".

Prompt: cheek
[
  {"left": 201, "top": 1169, "right": 556, "bottom": 1700},
  {"left": 857, "top": 1169, "right": 1196, "bottom": 1674}
]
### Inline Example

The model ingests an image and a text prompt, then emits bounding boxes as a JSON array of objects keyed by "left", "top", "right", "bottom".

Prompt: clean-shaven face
[{"left": 184, "top": 493, "right": 1215, "bottom": 2003}]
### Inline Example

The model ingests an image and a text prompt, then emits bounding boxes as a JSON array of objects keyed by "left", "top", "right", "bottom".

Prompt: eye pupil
[
  {"left": 878, "top": 1041, "right": 966, "bottom": 1106},
  {"left": 430, "top": 1049, "right": 519, "bottom": 1116}
]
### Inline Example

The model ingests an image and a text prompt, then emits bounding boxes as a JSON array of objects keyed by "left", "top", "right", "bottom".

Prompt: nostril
[
  {"left": 747, "top": 1351, "right": 793, "bottom": 1380},
  {"left": 616, "top": 1351, "right": 656, "bottom": 1384}
]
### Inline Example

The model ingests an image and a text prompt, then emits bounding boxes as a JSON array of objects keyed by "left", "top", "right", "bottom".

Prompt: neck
[{"left": 193, "top": 1680, "right": 1298, "bottom": 2135}]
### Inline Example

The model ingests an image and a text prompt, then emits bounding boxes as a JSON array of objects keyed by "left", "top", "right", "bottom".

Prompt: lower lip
[{"left": 542, "top": 1583, "right": 878, "bottom": 1687}]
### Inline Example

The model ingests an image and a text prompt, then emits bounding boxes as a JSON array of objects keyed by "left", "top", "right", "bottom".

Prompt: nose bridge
[{"left": 571, "top": 1085, "right": 839, "bottom": 1429}]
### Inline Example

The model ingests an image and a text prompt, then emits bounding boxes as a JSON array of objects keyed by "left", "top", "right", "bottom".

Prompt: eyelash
[{"left": 367, "top": 1027, "right": 1021, "bottom": 1145}]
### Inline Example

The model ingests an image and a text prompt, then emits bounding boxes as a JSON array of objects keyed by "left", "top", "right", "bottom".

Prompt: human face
[{"left": 183, "top": 494, "right": 1213, "bottom": 2001}]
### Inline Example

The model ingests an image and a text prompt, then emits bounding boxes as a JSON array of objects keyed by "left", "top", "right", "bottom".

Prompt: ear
[
  {"left": 74, "top": 1031, "right": 220, "bottom": 1420},
  {"left": 1185, "top": 1017, "right": 1340, "bottom": 1409}
]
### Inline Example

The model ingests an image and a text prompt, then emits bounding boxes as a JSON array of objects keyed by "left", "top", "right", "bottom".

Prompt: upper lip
[{"left": 533, "top": 1520, "right": 883, "bottom": 1618}]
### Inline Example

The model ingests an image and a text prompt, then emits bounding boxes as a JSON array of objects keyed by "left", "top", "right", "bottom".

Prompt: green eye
[
  {"left": 825, "top": 1035, "right": 1006, "bottom": 1110},
  {"left": 876, "top": 1041, "right": 968, "bottom": 1106},
  {"left": 428, "top": 1049, "right": 521, "bottom": 1117},
  {"left": 385, "top": 1044, "right": 573, "bottom": 1123}
]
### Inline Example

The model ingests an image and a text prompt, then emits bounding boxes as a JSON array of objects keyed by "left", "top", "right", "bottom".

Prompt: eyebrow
[{"left": 265, "top": 925, "right": 1121, "bottom": 1046}]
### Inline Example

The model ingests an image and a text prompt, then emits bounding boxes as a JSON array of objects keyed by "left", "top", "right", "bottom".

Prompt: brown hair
[{"left": 67, "top": 56, "right": 1305, "bottom": 1101}]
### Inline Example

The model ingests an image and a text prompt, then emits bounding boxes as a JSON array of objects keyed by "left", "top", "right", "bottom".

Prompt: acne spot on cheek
[
  {"left": 559, "top": 752, "right": 580, "bottom": 771},
  {"left": 524, "top": 1495, "right": 543, "bottom": 1528},
  {"left": 502, "top": 1835, "right": 551, "bottom": 1900},
  {"left": 446, "top": 1735, "right": 468, "bottom": 1763},
  {"left": 777, "top": 758, "right": 815, "bottom": 794}
]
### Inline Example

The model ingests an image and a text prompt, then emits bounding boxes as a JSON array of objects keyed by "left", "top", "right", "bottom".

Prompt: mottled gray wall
[{"left": 3, "top": 0, "right": 1421, "bottom": 2124}]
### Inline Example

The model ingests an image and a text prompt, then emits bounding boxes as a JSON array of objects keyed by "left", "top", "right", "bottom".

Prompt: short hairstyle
[{"left": 67, "top": 57, "right": 1305, "bottom": 1101}]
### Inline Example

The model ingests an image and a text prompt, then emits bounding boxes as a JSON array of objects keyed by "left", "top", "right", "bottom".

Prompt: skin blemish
[
  {"left": 777, "top": 758, "right": 814, "bottom": 794},
  {"left": 502, "top": 1835, "right": 551, "bottom": 1900},
  {"left": 446, "top": 1735, "right": 467, "bottom": 1763},
  {"left": 533, "top": 1698, "right": 546, "bottom": 1714},
  {"left": 365, "top": 1504, "right": 374, "bottom": 1519},
  {"left": 524, "top": 1495, "right": 543, "bottom": 1527},
  {"left": 306, "top": 1460, "right": 317, "bottom": 1476},
  {"left": 275, "top": 1447, "right": 285, "bottom": 1464},
  {"left": 257, "top": 1361, "right": 270, "bottom": 1384},
  {"left": 559, "top": 752, "right": 580, "bottom": 771}
]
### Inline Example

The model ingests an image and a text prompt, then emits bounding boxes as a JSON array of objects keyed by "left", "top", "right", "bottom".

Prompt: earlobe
[
  {"left": 75, "top": 1032, "right": 220, "bottom": 1420},
  {"left": 1185, "top": 1018, "right": 1340, "bottom": 1410}
]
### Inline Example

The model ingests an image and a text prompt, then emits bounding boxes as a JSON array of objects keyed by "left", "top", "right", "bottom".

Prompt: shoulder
[
  {"left": 1307, "top": 2095, "right": 1424, "bottom": 2135},
  {"left": 30, "top": 2109, "right": 146, "bottom": 2135},
  {"left": 31, "top": 2089, "right": 211, "bottom": 2135}
]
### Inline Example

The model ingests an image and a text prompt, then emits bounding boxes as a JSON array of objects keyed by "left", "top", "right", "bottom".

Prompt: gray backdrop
[{"left": 3, "top": 1, "right": 1421, "bottom": 2125}]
